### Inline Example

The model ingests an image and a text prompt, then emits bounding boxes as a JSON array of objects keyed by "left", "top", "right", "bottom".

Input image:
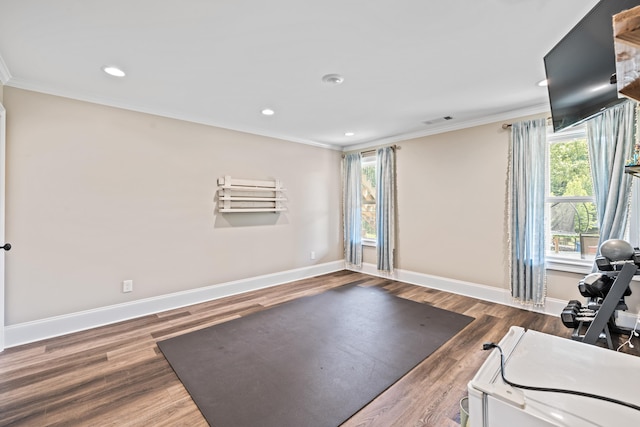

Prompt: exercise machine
[{"left": 560, "top": 239, "right": 640, "bottom": 348}]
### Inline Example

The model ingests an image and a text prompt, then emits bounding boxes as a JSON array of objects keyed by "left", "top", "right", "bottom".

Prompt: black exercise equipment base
[{"left": 570, "top": 263, "right": 637, "bottom": 349}]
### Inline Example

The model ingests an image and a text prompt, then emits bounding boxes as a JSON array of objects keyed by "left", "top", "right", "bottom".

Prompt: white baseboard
[
  {"left": 348, "top": 263, "right": 640, "bottom": 330},
  {"left": 348, "top": 263, "right": 569, "bottom": 320},
  {"left": 7, "top": 260, "right": 638, "bottom": 349},
  {"left": 5, "top": 260, "right": 345, "bottom": 348},
  {"left": 617, "top": 311, "right": 640, "bottom": 330}
]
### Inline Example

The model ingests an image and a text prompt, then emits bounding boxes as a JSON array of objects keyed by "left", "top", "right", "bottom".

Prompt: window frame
[
  {"left": 545, "top": 125, "right": 640, "bottom": 275},
  {"left": 361, "top": 153, "right": 377, "bottom": 247},
  {"left": 545, "top": 125, "right": 598, "bottom": 273}
]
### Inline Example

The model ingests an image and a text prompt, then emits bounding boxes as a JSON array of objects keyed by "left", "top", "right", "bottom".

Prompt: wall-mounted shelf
[
  {"left": 625, "top": 164, "right": 640, "bottom": 178},
  {"left": 614, "top": 6, "right": 640, "bottom": 101},
  {"left": 217, "top": 176, "right": 287, "bottom": 213}
]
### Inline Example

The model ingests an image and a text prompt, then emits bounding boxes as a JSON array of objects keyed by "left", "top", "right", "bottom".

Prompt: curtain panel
[
  {"left": 587, "top": 100, "right": 636, "bottom": 258},
  {"left": 343, "top": 153, "right": 362, "bottom": 266},
  {"left": 509, "top": 118, "right": 548, "bottom": 306},
  {"left": 376, "top": 147, "right": 395, "bottom": 272}
]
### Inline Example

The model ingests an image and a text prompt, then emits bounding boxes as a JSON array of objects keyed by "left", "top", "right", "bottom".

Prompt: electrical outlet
[
  {"left": 310, "top": 251, "right": 316, "bottom": 260},
  {"left": 122, "top": 280, "right": 133, "bottom": 293}
]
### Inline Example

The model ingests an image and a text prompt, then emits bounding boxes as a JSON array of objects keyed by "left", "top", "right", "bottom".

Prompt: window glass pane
[
  {"left": 549, "top": 200, "right": 599, "bottom": 259},
  {"left": 550, "top": 201, "right": 598, "bottom": 235},
  {"left": 549, "top": 138, "right": 593, "bottom": 197},
  {"left": 547, "top": 133, "right": 599, "bottom": 260},
  {"left": 361, "top": 158, "right": 376, "bottom": 240}
]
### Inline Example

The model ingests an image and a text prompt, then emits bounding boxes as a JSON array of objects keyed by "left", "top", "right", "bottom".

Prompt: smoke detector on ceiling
[{"left": 322, "top": 74, "right": 344, "bottom": 85}]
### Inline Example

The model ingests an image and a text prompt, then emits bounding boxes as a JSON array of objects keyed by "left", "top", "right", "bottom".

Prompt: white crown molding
[
  {"left": 4, "top": 78, "right": 550, "bottom": 153},
  {"left": 5, "top": 78, "right": 345, "bottom": 151},
  {"left": 4, "top": 260, "right": 345, "bottom": 348},
  {"left": 0, "top": 54, "right": 11, "bottom": 84},
  {"left": 342, "top": 103, "right": 550, "bottom": 152}
]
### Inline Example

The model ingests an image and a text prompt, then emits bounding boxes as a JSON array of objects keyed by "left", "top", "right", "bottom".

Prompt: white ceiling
[{"left": 0, "top": 0, "right": 600, "bottom": 150}]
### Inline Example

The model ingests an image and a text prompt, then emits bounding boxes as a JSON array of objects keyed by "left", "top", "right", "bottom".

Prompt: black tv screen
[{"left": 544, "top": 0, "right": 640, "bottom": 133}]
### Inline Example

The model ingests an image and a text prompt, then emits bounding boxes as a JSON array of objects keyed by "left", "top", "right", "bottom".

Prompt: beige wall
[
  {"left": 362, "top": 115, "right": 633, "bottom": 311},
  {"left": 5, "top": 85, "right": 636, "bottom": 326},
  {"left": 547, "top": 270, "right": 586, "bottom": 301},
  {"left": 4, "top": 87, "right": 343, "bottom": 324},
  {"left": 394, "top": 122, "right": 512, "bottom": 289}
]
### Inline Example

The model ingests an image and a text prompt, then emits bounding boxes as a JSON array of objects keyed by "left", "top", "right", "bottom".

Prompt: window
[
  {"left": 630, "top": 178, "right": 640, "bottom": 250},
  {"left": 546, "top": 125, "right": 640, "bottom": 273},
  {"left": 546, "top": 126, "right": 599, "bottom": 263},
  {"left": 361, "top": 154, "right": 376, "bottom": 244}
]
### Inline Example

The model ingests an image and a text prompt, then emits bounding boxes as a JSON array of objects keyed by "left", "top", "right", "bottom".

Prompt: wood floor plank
[{"left": 0, "top": 270, "right": 638, "bottom": 427}]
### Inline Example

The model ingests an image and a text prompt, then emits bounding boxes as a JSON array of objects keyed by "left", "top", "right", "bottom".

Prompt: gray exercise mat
[{"left": 158, "top": 284, "right": 474, "bottom": 427}]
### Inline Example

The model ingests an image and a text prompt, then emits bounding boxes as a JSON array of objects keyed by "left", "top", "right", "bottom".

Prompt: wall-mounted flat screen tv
[{"left": 544, "top": 0, "right": 640, "bottom": 133}]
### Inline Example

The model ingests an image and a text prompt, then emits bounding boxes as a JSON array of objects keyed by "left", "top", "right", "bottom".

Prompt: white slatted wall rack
[{"left": 217, "top": 176, "right": 287, "bottom": 213}]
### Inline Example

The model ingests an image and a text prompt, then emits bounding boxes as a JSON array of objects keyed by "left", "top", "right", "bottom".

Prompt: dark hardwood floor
[{"left": 1, "top": 270, "right": 638, "bottom": 426}]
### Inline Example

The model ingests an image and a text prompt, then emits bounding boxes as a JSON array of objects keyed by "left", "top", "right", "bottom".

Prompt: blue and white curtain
[
  {"left": 587, "top": 100, "right": 636, "bottom": 255},
  {"left": 344, "top": 153, "right": 362, "bottom": 266},
  {"left": 509, "top": 118, "right": 548, "bottom": 306},
  {"left": 376, "top": 147, "right": 395, "bottom": 272}
]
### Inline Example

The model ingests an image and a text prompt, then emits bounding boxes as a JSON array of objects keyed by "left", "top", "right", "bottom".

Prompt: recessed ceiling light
[
  {"left": 345, "top": 132, "right": 355, "bottom": 137},
  {"left": 102, "top": 66, "right": 126, "bottom": 77},
  {"left": 322, "top": 74, "right": 344, "bottom": 85},
  {"left": 261, "top": 108, "right": 275, "bottom": 116},
  {"left": 537, "top": 79, "right": 548, "bottom": 87}
]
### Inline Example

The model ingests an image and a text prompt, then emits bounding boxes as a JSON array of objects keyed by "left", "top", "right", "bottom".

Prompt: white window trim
[
  {"left": 629, "top": 178, "right": 640, "bottom": 249},
  {"left": 546, "top": 125, "right": 586, "bottom": 143},
  {"left": 545, "top": 125, "right": 595, "bottom": 273},
  {"left": 361, "top": 154, "right": 377, "bottom": 246},
  {"left": 546, "top": 256, "right": 593, "bottom": 275},
  {"left": 546, "top": 195, "right": 595, "bottom": 204},
  {"left": 544, "top": 124, "right": 640, "bottom": 274},
  {"left": 362, "top": 238, "right": 376, "bottom": 247}
]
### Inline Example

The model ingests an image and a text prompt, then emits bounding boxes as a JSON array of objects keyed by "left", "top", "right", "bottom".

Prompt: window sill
[
  {"left": 546, "top": 256, "right": 593, "bottom": 275},
  {"left": 362, "top": 239, "right": 376, "bottom": 248},
  {"left": 546, "top": 257, "right": 640, "bottom": 284}
]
